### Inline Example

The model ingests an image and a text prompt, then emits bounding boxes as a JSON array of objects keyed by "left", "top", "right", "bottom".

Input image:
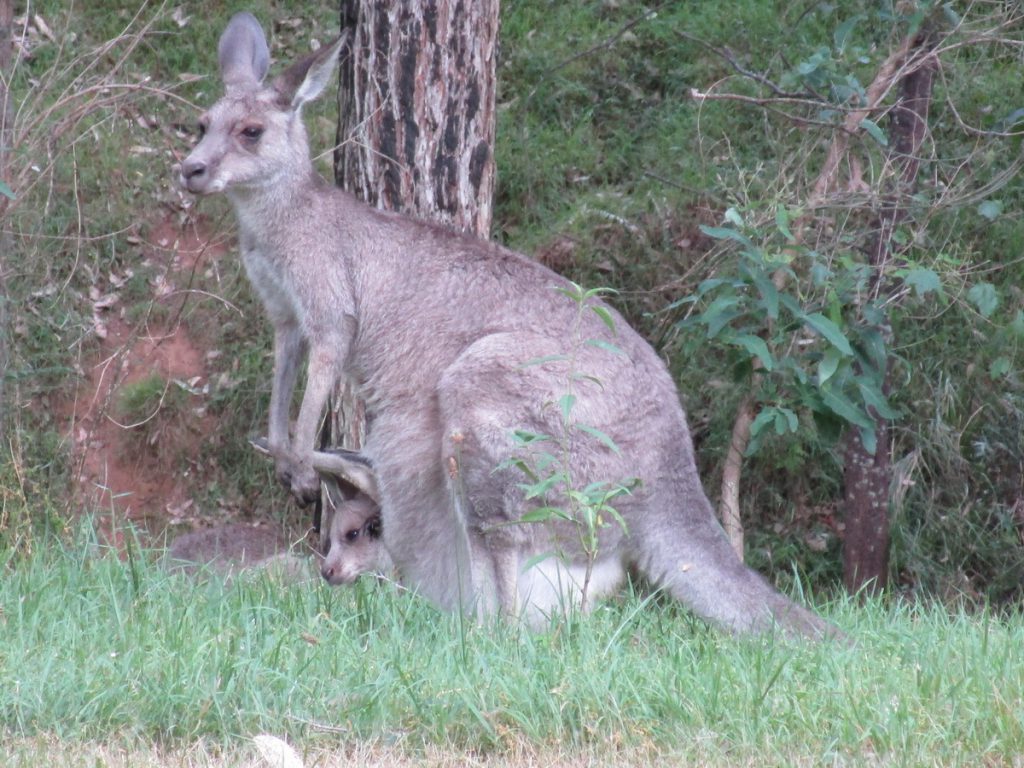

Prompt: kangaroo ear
[
  {"left": 218, "top": 12, "right": 270, "bottom": 91},
  {"left": 272, "top": 32, "right": 348, "bottom": 112},
  {"left": 311, "top": 447, "right": 380, "bottom": 504}
]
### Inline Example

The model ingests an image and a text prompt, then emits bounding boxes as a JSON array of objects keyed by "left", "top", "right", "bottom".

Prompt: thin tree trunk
[
  {"left": 719, "top": 395, "right": 753, "bottom": 558},
  {"left": 842, "top": 29, "right": 937, "bottom": 595},
  {"left": 318, "top": 0, "right": 499, "bottom": 546}
]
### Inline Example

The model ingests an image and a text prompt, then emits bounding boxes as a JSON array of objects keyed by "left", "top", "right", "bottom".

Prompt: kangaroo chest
[{"left": 239, "top": 236, "right": 308, "bottom": 327}]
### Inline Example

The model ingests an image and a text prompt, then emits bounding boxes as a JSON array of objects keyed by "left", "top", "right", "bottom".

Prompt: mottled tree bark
[
  {"left": 842, "top": 418, "right": 892, "bottom": 594},
  {"left": 334, "top": 0, "right": 498, "bottom": 238},
  {"left": 842, "top": 30, "right": 937, "bottom": 595},
  {"left": 317, "top": 0, "right": 499, "bottom": 545}
]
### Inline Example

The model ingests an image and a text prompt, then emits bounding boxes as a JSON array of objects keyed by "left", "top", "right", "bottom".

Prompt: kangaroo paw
[{"left": 275, "top": 456, "right": 320, "bottom": 507}]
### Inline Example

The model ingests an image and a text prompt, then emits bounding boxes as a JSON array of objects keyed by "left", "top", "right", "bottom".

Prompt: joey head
[{"left": 319, "top": 492, "right": 391, "bottom": 585}]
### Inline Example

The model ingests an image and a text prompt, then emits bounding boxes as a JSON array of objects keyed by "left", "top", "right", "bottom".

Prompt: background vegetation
[{"left": 0, "top": 0, "right": 1021, "bottom": 765}]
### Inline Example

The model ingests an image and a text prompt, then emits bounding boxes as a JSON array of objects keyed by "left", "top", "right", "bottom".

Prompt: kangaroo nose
[
  {"left": 181, "top": 159, "right": 206, "bottom": 181},
  {"left": 320, "top": 564, "right": 335, "bottom": 581}
]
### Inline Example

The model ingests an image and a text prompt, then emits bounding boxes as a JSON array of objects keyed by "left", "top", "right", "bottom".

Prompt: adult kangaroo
[{"left": 179, "top": 12, "right": 838, "bottom": 638}]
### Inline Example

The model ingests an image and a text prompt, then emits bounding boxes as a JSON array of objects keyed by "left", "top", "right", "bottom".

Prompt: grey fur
[
  {"left": 319, "top": 481, "right": 391, "bottom": 585},
  {"left": 179, "top": 12, "right": 839, "bottom": 638}
]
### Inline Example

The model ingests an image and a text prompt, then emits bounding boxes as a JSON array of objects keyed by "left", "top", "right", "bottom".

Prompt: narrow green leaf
[
  {"left": 601, "top": 504, "right": 629, "bottom": 535},
  {"left": 701, "top": 295, "right": 743, "bottom": 339},
  {"left": 821, "top": 389, "right": 873, "bottom": 429},
  {"left": 575, "top": 423, "right": 621, "bottom": 455},
  {"left": 511, "top": 429, "right": 552, "bottom": 445},
  {"left": 707, "top": 309, "right": 742, "bottom": 339},
  {"left": 724, "top": 207, "right": 744, "bottom": 227},
  {"left": 571, "top": 372, "right": 605, "bottom": 389},
  {"left": 521, "top": 551, "right": 560, "bottom": 571},
  {"left": 858, "top": 326, "right": 889, "bottom": 372},
  {"left": 585, "top": 338, "right": 626, "bottom": 356},
  {"left": 558, "top": 393, "right": 576, "bottom": 423},
  {"left": 856, "top": 380, "right": 898, "bottom": 419},
  {"left": 751, "top": 274, "right": 780, "bottom": 320},
  {"left": 584, "top": 285, "right": 617, "bottom": 300},
  {"left": 589, "top": 304, "right": 618, "bottom": 334},
  {"left": 817, "top": 348, "right": 843, "bottom": 385},
  {"left": 533, "top": 453, "right": 558, "bottom": 474},
  {"left": 859, "top": 118, "right": 888, "bottom": 146},
  {"left": 941, "top": 3, "right": 961, "bottom": 27},
  {"left": 523, "top": 473, "right": 563, "bottom": 500},
  {"left": 744, "top": 429, "right": 766, "bottom": 457},
  {"left": 775, "top": 206, "right": 795, "bottom": 243},
  {"left": 778, "top": 292, "right": 804, "bottom": 318},
  {"left": 519, "top": 354, "right": 568, "bottom": 368},
  {"left": 731, "top": 334, "right": 774, "bottom": 371},
  {"left": 749, "top": 407, "right": 776, "bottom": 439},
  {"left": 858, "top": 425, "right": 878, "bottom": 456},
  {"left": 773, "top": 410, "right": 789, "bottom": 435},
  {"left": 0, "top": 179, "right": 14, "bottom": 200},
  {"left": 697, "top": 277, "right": 733, "bottom": 296},
  {"left": 519, "top": 508, "right": 566, "bottom": 524},
  {"left": 699, "top": 225, "right": 755, "bottom": 250},
  {"left": 803, "top": 312, "right": 854, "bottom": 356},
  {"left": 704, "top": 294, "right": 741, "bottom": 315},
  {"left": 833, "top": 14, "right": 861, "bottom": 53},
  {"left": 782, "top": 407, "right": 799, "bottom": 432}
]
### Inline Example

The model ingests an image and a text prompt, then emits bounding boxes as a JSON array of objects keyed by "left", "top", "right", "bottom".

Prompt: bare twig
[{"left": 675, "top": 28, "right": 816, "bottom": 100}]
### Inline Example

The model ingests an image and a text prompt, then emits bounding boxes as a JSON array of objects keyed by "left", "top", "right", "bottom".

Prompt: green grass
[
  {"left": 1, "top": 525, "right": 1022, "bottom": 766},
  {"left": 1, "top": 2, "right": 1023, "bottom": 762}
]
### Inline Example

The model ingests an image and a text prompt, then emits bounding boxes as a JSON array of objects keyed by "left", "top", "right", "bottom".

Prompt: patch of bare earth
[{"left": 59, "top": 212, "right": 244, "bottom": 549}]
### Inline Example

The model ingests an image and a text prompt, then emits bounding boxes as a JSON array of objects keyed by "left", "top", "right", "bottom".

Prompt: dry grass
[{"left": 2, "top": 733, "right": 843, "bottom": 768}]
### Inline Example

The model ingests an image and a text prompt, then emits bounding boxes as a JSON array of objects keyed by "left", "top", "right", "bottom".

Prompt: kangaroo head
[
  {"left": 321, "top": 494, "right": 385, "bottom": 585},
  {"left": 179, "top": 12, "right": 343, "bottom": 196}
]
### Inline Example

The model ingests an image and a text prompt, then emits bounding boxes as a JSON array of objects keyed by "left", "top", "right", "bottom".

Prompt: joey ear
[
  {"left": 311, "top": 447, "right": 380, "bottom": 504},
  {"left": 219, "top": 12, "right": 270, "bottom": 91},
  {"left": 272, "top": 32, "right": 348, "bottom": 112}
]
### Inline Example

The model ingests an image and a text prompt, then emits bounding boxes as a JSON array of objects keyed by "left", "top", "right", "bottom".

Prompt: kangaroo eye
[
  {"left": 240, "top": 125, "right": 264, "bottom": 141},
  {"left": 345, "top": 529, "right": 360, "bottom": 543},
  {"left": 196, "top": 121, "right": 207, "bottom": 139}
]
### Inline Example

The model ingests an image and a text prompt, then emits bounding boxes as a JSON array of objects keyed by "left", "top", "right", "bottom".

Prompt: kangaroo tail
[{"left": 636, "top": 512, "right": 842, "bottom": 640}]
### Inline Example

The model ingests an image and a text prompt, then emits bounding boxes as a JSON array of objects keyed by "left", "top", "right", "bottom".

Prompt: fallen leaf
[{"left": 172, "top": 7, "right": 191, "bottom": 28}]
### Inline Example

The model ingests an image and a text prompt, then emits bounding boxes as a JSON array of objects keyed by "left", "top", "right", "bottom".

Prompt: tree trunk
[
  {"left": 316, "top": 0, "right": 499, "bottom": 546},
  {"left": 842, "top": 414, "right": 892, "bottom": 594},
  {"left": 334, "top": 0, "right": 498, "bottom": 238},
  {"left": 842, "top": 30, "right": 937, "bottom": 595}
]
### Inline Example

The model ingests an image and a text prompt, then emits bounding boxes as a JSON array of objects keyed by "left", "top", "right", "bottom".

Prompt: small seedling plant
[{"left": 499, "top": 282, "right": 638, "bottom": 613}]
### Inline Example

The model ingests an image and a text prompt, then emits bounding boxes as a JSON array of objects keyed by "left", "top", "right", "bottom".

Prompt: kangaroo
[
  {"left": 178, "top": 12, "right": 839, "bottom": 638},
  {"left": 319, "top": 493, "right": 389, "bottom": 585},
  {"left": 319, "top": 462, "right": 391, "bottom": 581}
]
